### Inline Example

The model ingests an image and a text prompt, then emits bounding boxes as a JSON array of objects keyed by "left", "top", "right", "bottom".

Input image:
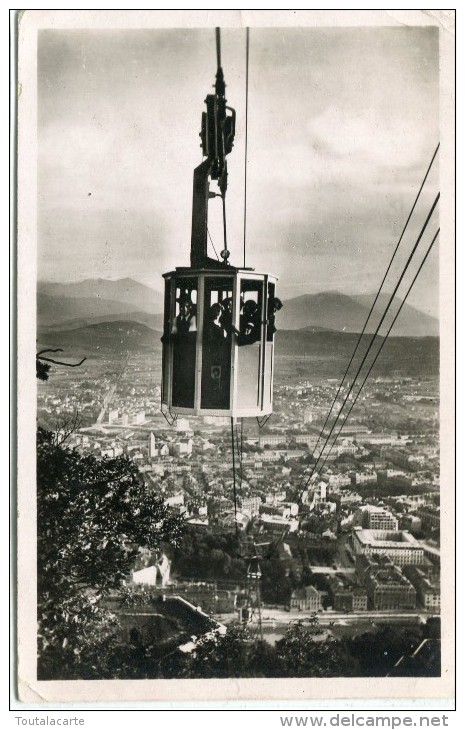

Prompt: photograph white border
[{"left": 15, "top": 8, "right": 455, "bottom": 706}]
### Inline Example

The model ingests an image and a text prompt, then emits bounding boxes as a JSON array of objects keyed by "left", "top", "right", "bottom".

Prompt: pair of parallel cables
[
  {"left": 208, "top": 27, "right": 250, "bottom": 268},
  {"left": 273, "top": 143, "right": 440, "bottom": 547}
]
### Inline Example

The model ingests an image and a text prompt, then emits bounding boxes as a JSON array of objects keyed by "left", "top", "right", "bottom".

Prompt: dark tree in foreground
[
  {"left": 169, "top": 624, "right": 281, "bottom": 679},
  {"left": 275, "top": 621, "right": 359, "bottom": 677},
  {"left": 157, "top": 621, "right": 360, "bottom": 679},
  {"left": 183, "top": 625, "right": 253, "bottom": 678},
  {"left": 347, "top": 625, "right": 425, "bottom": 677},
  {"left": 156, "top": 619, "right": 439, "bottom": 680},
  {"left": 37, "top": 428, "right": 185, "bottom": 679}
]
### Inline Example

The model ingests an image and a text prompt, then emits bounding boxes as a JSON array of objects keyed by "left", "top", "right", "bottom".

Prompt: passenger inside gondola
[
  {"left": 267, "top": 295, "right": 283, "bottom": 338},
  {"left": 206, "top": 302, "right": 226, "bottom": 343},
  {"left": 171, "top": 286, "right": 197, "bottom": 408},
  {"left": 173, "top": 290, "right": 197, "bottom": 335},
  {"left": 219, "top": 297, "right": 240, "bottom": 338},
  {"left": 201, "top": 282, "right": 233, "bottom": 409},
  {"left": 238, "top": 299, "right": 261, "bottom": 345}
]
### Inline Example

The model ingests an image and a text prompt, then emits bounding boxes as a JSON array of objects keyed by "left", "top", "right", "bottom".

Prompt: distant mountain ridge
[
  {"left": 277, "top": 291, "right": 438, "bottom": 337},
  {"left": 37, "top": 320, "right": 159, "bottom": 353},
  {"left": 39, "top": 278, "right": 163, "bottom": 313},
  {"left": 37, "top": 293, "right": 141, "bottom": 327},
  {"left": 39, "top": 310, "right": 164, "bottom": 333},
  {"left": 37, "top": 320, "right": 439, "bottom": 379},
  {"left": 37, "top": 278, "right": 439, "bottom": 337}
]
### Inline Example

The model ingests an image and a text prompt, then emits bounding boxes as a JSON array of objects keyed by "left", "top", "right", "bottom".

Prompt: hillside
[
  {"left": 275, "top": 329, "right": 439, "bottom": 380},
  {"left": 38, "top": 278, "right": 163, "bottom": 313},
  {"left": 37, "top": 280, "right": 439, "bottom": 338},
  {"left": 37, "top": 321, "right": 439, "bottom": 380},
  {"left": 38, "top": 310, "right": 164, "bottom": 332},
  {"left": 37, "top": 293, "right": 141, "bottom": 327},
  {"left": 352, "top": 293, "right": 438, "bottom": 335},
  {"left": 277, "top": 291, "right": 438, "bottom": 337},
  {"left": 37, "top": 321, "right": 160, "bottom": 353}
]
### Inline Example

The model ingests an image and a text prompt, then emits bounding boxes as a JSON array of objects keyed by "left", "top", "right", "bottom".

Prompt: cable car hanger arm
[{"left": 190, "top": 28, "right": 236, "bottom": 269}]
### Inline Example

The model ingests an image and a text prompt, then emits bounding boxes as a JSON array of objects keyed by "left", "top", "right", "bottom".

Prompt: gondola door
[
  {"left": 233, "top": 274, "right": 266, "bottom": 415},
  {"left": 200, "top": 275, "right": 235, "bottom": 411}
]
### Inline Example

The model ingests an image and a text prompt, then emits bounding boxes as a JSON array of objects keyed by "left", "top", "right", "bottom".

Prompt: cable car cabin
[
  {"left": 161, "top": 31, "right": 280, "bottom": 420},
  {"left": 161, "top": 269, "right": 278, "bottom": 418}
]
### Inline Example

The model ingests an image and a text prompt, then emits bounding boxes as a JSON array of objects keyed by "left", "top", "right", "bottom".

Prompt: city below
[{"left": 37, "top": 339, "right": 440, "bottom": 653}]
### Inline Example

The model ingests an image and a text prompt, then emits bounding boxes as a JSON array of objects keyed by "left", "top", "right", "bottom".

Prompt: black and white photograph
[{"left": 15, "top": 9, "right": 455, "bottom": 704}]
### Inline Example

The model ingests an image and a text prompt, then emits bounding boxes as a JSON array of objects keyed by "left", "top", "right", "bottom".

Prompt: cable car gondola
[{"left": 161, "top": 29, "right": 280, "bottom": 421}]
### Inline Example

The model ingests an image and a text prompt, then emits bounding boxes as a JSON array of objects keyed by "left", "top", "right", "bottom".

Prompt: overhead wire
[
  {"left": 271, "top": 168, "right": 440, "bottom": 549},
  {"left": 291, "top": 190, "right": 439, "bottom": 503},
  {"left": 207, "top": 226, "right": 221, "bottom": 261},
  {"left": 304, "top": 191, "right": 439, "bottom": 484},
  {"left": 230, "top": 417, "right": 238, "bottom": 537},
  {"left": 215, "top": 26, "right": 221, "bottom": 68},
  {"left": 313, "top": 227, "right": 440, "bottom": 481},
  {"left": 273, "top": 225, "right": 439, "bottom": 551},
  {"left": 243, "top": 28, "right": 250, "bottom": 269},
  {"left": 222, "top": 196, "right": 229, "bottom": 255},
  {"left": 306, "top": 144, "right": 439, "bottom": 470},
  {"left": 241, "top": 417, "right": 244, "bottom": 476},
  {"left": 235, "top": 420, "right": 243, "bottom": 495}
]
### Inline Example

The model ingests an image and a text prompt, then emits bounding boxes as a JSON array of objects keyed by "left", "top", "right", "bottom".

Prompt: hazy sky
[{"left": 38, "top": 26, "right": 439, "bottom": 316}]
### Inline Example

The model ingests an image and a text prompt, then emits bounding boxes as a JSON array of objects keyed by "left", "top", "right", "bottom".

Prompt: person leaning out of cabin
[
  {"left": 238, "top": 299, "right": 261, "bottom": 345},
  {"left": 267, "top": 296, "right": 283, "bottom": 337}
]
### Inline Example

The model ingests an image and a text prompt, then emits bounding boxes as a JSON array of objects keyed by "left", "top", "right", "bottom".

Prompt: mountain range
[
  {"left": 38, "top": 278, "right": 438, "bottom": 338},
  {"left": 36, "top": 320, "right": 439, "bottom": 381},
  {"left": 277, "top": 291, "right": 438, "bottom": 337}
]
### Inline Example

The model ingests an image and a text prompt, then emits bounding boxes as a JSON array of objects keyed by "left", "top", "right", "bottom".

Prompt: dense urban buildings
[
  {"left": 37, "top": 342, "right": 441, "bottom": 640},
  {"left": 352, "top": 529, "right": 425, "bottom": 566}
]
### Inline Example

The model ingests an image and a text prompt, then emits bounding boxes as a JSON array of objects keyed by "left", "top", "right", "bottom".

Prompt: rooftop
[{"left": 354, "top": 529, "right": 421, "bottom": 548}]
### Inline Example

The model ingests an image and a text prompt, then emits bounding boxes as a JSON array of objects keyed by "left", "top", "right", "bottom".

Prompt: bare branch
[
  {"left": 36, "top": 348, "right": 86, "bottom": 381},
  {"left": 36, "top": 348, "right": 64, "bottom": 357},
  {"left": 38, "top": 356, "right": 87, "bottom": 368},
  {"left": 53, "top": 410, "right": 83, "bottom": 446}
]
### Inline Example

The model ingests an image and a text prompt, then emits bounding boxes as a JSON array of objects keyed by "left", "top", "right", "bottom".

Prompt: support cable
[
  {"left": 243, "top": 28, "right": 250, "bottom": 268},
  {"left": 306, "top": 143, "right": 439, "bottom": 471},
  {"left": 313, "top": 228, "right": 440, "bottom": 481},
  {"left": 235, "top": 420, "right": 243, "bottom": 495},
  {"left": 216, "top": 26, "right": 221, "bottom": 69},
  {"left": 273, "top": 194, "right": 439, "bottom": 549},
  {"left": 230, "top": 417, "right": 238, "bottom": 536},
  {"left": 300, "top": 191, "right": 439, "bottom": 490},
  {"left": 222, "top": 194, "right": 228, "bottom": 254},
  {"left": 215, "top": 26, "right": 229, "bottom": 260},
  {"left": 241, "top": 417, "right": 244, "bottom": 480},
  {"left": 207, "top": 226, "right": 221, "bottom": 261}
]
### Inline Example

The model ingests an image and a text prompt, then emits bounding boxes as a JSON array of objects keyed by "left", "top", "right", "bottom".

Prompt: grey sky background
[{"left": 38, "top": 26, "right": 439, "bottom": 317}]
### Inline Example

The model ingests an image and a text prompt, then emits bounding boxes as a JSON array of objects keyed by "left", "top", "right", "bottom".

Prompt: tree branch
[
  {"left": 38, "top": 356, "right": 87, "bottom": 368},
  {"left": 36, "top": 348, "right": 64, "bottom": 357}
]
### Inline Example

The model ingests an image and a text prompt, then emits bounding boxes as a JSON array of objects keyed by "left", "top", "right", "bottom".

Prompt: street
[{"left": 214, "top": 607, "right": 437, "bottom": 645}]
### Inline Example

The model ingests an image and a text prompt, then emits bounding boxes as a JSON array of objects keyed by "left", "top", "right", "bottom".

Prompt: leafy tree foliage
[
  {"left": 37, "top": 428, "right": 185, "bottom": 679},
  {"left": 260, "top": 557, "right": 294, "bottom": 604},
  {"left": 153, "top": 619, "right": 440, "bottom": 680},
  {"left": 157, "top": 620, "right": 360, "bottom": 679},
  {"left": 346, "top": 625, "right": 424, "bottom": 677},
  {"left": 36, "top": 359, "right": 51, "bottom": 381},
  {"left": 183, "top": 624, "right": 253, "bottom": 678},
  {"left": 163, "top": 624, "right": 283, "bottom": 679},
  {"left": 173, "top": 529, "right": 245, "bottom": 582},
  {"left": 275, "top": 621, "right": 359, "bottom": 677}
]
